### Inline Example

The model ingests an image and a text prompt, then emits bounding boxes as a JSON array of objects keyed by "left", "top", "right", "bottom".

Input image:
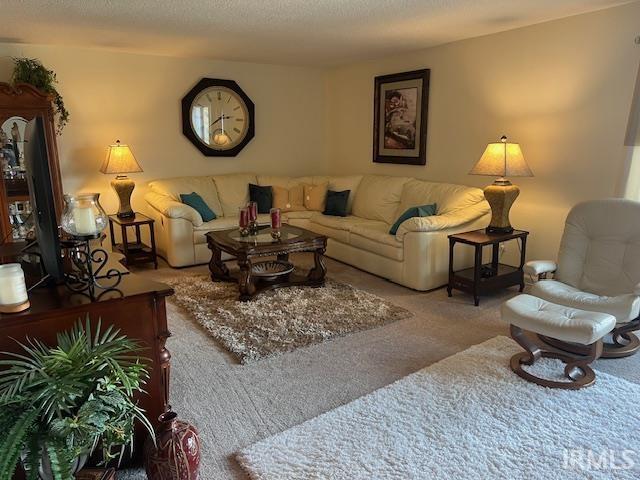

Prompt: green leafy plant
[
  {"left": 0, "top": 319, "right": 155, "bottom": 480},
  {"left": 11, "top": 57, "right": 70, "bottom": 134}
]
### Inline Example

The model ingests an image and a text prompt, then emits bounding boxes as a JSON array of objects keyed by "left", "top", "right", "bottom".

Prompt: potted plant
[
  {"left": 11, "top": 57, "right": 70, "bottom": 134},
  {"left": 0, "top": 319, "right": 155, "bottom": 480}
]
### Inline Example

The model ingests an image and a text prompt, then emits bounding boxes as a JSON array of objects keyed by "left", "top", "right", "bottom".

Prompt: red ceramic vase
[{"left": 144, "top": 410, "right": 201, "bottom": 480}]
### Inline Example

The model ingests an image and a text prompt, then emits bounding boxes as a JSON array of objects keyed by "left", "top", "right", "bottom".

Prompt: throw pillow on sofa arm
[
  {"left": 389, "top": 203, "right": 437, "bottom": 235},
  {"left": 180, "top": 192, "right": 217, "bottom": 222}
]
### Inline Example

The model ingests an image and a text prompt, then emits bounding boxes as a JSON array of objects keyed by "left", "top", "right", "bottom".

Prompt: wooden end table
[
  {"left": 206, "top": 225, "right": 327, "bottom": 301},
  {"left": 447, "top": 229, "right": 529, "bottom": 306},
  {"left": 108, "top": 213, "right": 158, "bottom": 269}
]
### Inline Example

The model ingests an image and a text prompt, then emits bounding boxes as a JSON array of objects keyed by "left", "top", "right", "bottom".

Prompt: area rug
[
  {"left": 237, "top": 336, "right": 640, "bottom": 479},
  {"left": 163, "top": 275, "right": 412, "bottom": 363}
]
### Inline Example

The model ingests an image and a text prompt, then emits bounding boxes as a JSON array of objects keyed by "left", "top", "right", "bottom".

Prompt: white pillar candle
[
  {"left": 0, "top": 263, "right": 28, "bottom": 307},
  {"left": 73, "top": 206, "right": 96, "bottom": 235}
]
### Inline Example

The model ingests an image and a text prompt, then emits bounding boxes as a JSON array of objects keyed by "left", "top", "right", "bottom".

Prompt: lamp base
[
  {"left": 111, "top": 175, "right": 136, "bottom": 219},
  {"left": 483, "top": 179, "right": 520, "bottom": 234},
  {"left": 0, "top": 300, "right": 30, "bottom": 314}
]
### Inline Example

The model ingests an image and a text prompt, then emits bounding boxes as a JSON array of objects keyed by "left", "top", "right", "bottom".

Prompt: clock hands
[{"left": 210, "top": 114, "right": 233, "bottom": 127}]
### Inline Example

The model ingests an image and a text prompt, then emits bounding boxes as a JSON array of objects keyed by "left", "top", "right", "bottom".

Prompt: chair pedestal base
[
  {"left": 510, "top": 325, "right": 601, "bottom": 390},
  {"left": 538, "top": 322, "right": 640, "bottom": 359}
]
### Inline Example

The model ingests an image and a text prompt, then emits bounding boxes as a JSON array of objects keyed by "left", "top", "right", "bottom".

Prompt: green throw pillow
[
  {"left": 389, "top": 203, "right": 437, "bottom": 235},
  {"left": 249, "top": 184, "right": 273, "bottom": 214},
  {"left": 323, "top": 190, "right": 351, "bottom": 217},
  {"left": 180, "top": 192, "right": 216, "bottom": 222}
]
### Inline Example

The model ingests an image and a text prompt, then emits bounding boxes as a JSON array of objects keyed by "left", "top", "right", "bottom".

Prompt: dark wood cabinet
[
  {"left": 0, "top": 273, "right": 174, "bottom": 474},
  {"left": 0, "top": 83, "right": 64, "bottom": 245}
]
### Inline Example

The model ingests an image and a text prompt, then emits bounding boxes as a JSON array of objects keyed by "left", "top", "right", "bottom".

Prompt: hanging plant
[{"left": 11, "top": 57, "right": 70, "bottom": 134}]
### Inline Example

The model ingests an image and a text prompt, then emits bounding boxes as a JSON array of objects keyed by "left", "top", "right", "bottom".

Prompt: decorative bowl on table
[{"left": 251, "top": 260, "right": 294, "bottom": 281}]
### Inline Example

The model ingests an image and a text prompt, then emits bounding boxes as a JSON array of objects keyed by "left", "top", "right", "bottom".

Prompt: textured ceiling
[{"left": 0, "top": 0, "right": 632, "bottom": 66}]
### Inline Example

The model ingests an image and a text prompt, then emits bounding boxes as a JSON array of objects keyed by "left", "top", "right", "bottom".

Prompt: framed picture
[{"left": 373, "top": 69, "right": 430, "bottom": 165}]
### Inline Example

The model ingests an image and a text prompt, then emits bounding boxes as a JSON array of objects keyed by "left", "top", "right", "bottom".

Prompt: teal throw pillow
[
  {"left": 389, "top": 203, "right": 437, "bottom": 235},
  {"left": 180, "top": 192, "right": 216, "bottom": 222},
  {"left": 323, "top": 190, "right": 351, "bottom": 217}
]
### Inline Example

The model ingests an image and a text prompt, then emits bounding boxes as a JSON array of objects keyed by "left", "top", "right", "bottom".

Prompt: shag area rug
[
  {"left": 237, "top": 336, "right": 640, "bottom": 479},
  {"left": 163, "top": 275, "right": 412, "bottom": 363}
]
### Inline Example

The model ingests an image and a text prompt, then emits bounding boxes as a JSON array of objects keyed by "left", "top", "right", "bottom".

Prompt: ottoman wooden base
[{"left": 510, "top": 325, "right": 601, "bottom": 390}]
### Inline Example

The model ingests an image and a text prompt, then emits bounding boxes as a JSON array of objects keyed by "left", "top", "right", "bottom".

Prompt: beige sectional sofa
[{"left": 144, "top": 172, "right": 490, "bottom": 290}]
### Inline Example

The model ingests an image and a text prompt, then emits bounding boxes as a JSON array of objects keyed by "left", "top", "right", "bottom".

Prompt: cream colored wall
[
  {"left": 326, "top": 1, "right": 640, "bottom": 262},
  {"left": 0, "top": 44, "right": 328, "bottom": 215}
]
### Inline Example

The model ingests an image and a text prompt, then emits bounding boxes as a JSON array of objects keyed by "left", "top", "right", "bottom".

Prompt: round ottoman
[{"left": 502, "top": 294, "right": 616, "bottom": 389}]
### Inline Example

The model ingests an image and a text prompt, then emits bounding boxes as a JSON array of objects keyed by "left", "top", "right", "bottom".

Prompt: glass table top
[{"left": 227, "top": 225, "right": 303, "bottom": 244}]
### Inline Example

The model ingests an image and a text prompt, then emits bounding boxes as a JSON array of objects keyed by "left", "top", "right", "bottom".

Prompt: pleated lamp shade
[
  {"left": 100, "top": 140, "right": 143, "bottom": 175},
  {"left": 469, "top": 136, "right": 533, "bottom": 178},
  {"left": 625, "top": 62, "right": 640, "bottom": 147}
]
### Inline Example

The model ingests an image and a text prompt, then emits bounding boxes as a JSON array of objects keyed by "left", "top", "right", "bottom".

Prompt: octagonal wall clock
[{"left": 182, "top": 78, "right": 255, "bottom": 157}]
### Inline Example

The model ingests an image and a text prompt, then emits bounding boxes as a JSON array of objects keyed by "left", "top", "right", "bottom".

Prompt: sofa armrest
[
  {"left": 524, "top": 260, "right": 557, "bottom": 279},
  {"left": 144, "top": 191, "right": 203, "bottom": 227},
  {"left": 395, "top": 201, "right": 490, "bottom": 240}
]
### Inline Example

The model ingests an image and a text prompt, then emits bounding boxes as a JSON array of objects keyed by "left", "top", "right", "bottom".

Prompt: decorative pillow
[
  {"left": 323, "top": 190, "right": 351, "bottom": 217},
  {"left": 389, "top": 203, "right": 437, "bottom": 235},
  {"left": 249, "top": 183, "right": 273, "bottom": 214},
  {"left": 304, "top": 183, "right": 328, "bottom": 211},
  {"left": 180, "top": 192, "right": 217, "bottom": 222},
  {"left": 272, "top": 185, "right": 306, "bottom": 212}
]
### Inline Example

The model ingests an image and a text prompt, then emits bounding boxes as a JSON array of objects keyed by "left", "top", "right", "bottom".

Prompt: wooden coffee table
[{"left": 206, "top": 225, "right": 328, "bottom": 301}]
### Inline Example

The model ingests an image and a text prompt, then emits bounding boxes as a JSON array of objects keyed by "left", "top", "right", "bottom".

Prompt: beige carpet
[
  {"left": 119, "top": 255, "right": 640, "bottom": 480},
  {"left": 163, "top": 275, "right": 411, "bottom": 363}
]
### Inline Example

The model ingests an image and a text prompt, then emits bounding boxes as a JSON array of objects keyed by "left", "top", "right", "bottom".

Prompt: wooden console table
[{"left": 0, "top": 273, "right": 173, "bottom": 473}]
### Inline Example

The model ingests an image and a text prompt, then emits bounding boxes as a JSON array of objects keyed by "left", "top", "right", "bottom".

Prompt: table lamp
[
  {"left": 469, "top": 135, "right": 533, "bottom": 233},
  {"left": 100, "top": 140, "right": 143, "bottom": 218}
]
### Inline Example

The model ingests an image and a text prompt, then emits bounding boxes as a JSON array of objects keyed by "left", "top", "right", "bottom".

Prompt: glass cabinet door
[{"left": 0, "top": 115, "right": 34, "bottom": 244}]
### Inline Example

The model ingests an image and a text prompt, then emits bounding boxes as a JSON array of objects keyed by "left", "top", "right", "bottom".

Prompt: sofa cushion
[
  {"left": 308, "top": 214, "right": 378, "bottom": 244},
  {"left": 352, "top": 175, "right": 411, "bottom": 224},
  {"left": 323, "top": 190, "right": 350, "bottom": 217},
  {"left": 304, "top": 183, "right": 328, "bottom": 211},
  {"left": 389, "top": 203, "right": 437, "bottom": 235},
  {"left": 396, "top": 179, "right": 485, "bottom": 219},
  {"left": 149, "top": 176, "right": 223, "bottom": 217},
  {"left": 180, "top": 192, "right": 217, "bottom": 222},
  {"left": 212, "top": 173, "right": 258, "bottom": 217},
  {"left": 257, "top": 175, "right": 314, "bottom": 188},
  {"left": 327, "top": 175, "right": 363, "bottom": 213},
  {"left": 272, "top": 184, "right": 306, "bottom": 212},
  {"left": 249, "top": 183, "right": 273, "bottom": 214},
  {"left": 350, "top": 223, "right": 404, "bottom": 261}
]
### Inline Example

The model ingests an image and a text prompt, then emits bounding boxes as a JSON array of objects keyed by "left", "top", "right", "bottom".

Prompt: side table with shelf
[
  {"left": 108, "top": 213, "right": 158, "bottom": 269},
  {"left": 447, "top": 229, "right": 529, "bottom": 306}
]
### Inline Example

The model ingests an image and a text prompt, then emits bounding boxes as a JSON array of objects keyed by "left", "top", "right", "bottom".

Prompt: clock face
[
  {"left": 191, "top": 87, "right": 249, "bottom": 150},
  {"left": 182, "top": 79, "right": 255, "bottom": 157}
]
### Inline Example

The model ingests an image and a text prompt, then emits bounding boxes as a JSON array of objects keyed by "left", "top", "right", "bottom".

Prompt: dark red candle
[
  {"left": 270, "top": 208, "right": 282, "bottom": 229},
  {"left": 239, "top": 207, "right": 249, "bottom": 228},
  {"left": 248, "top": 202, "right": 258, "bottom": 222}
]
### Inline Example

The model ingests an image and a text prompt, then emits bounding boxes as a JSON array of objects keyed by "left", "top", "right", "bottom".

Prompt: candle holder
[
  {"left": 62, "top": 235, "right": 123, "bottom": 301},
  {"left": 60, "top": 193, "right": 108, "bottom": 237},
  {"left": 0, "top": 263, "right": 30, "bottom": 313},
  {"left": 270, "top": 208, "right": 282, "bottom": 240},
  {"left": 239, "top": 207, "right": 250, "bottom": 237},
  {"left": 247, "top": 201, "right": 259, "bottom": 236}
]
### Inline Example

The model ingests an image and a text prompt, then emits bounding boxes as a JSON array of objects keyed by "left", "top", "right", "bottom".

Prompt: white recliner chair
[{"left": 525, "top": 198, "right": 640, "bottom": 358}]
